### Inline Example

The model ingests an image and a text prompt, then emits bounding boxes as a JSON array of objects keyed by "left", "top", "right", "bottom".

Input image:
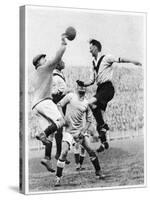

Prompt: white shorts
[
  {"left": 62, "top": 132, "right": 75, "bottom": 148},
  {"left": 33, "top": 99, "right": 63, "bottom": 133},
  {"left": 62, "top": 131, "right": 89, "bottom": 150}
]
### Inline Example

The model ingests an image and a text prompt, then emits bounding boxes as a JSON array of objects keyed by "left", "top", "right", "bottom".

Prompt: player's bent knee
[
  {"left": 88, "top": 150, "right": 96, "bottom": 159},
  {"left": 90, "top": 155, "right": 97, "bottom": 161},
  {"left": 60, "top": 141, "right": 69, "bottom": 160},
  {"left": 59, "top": 151, "right": 67, "bottom": 160},
  {"left": 62, "top": 141, "right": 70, "bottom": 151}
]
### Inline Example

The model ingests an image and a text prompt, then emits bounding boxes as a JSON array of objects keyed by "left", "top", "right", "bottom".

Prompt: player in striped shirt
[
  {"left": 51, "top": 61, "right": 68, "bottom": 161},
  {"left": 77, "top": 39, "right": 142, "bottom": 152}
]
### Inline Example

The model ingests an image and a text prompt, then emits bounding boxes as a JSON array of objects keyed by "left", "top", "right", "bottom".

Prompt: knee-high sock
[
  {"left": 44, "top": 122, "right": 57, "bottom": 137},
  {"left": 91, "top": 106, "right": 104, "bottom": 127},
  {"left": 79, "top": 155, "right": 84, "bottom": 166},
  {"left": 99, "top": 131, "right": 107, "bottom": 143},
  {"left": 74, "top": 154, "right": 80, "bottom": 164},
  {"left": 82, "top": 139, "right": 101, "bottom": 171},
  {"left": 90, "top": 156, "right": 101, "bottom": 171},
  {"left": 56, "top": 159, "right": 66, "bottom": 178},
  {"left": 45, "top": 141, "right": 52, "bottom": 160},
  {"left": 91, "top": 107, "right": 107, "bottom": 138},
  {"left": 55, "top": 128, "right": 63, "bottom": 157}
]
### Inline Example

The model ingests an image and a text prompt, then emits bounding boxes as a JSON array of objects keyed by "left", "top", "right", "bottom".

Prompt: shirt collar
[{"left": 93, "top": 53, "right": 102, "bottom": 65}]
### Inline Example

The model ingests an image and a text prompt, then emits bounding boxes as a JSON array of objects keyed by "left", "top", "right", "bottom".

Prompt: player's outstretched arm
[
  {"left": 43, "top": 34, "right": 67, "bottom": 70},
  {"left": 81, "top": 121, "right": 92, "bottom": 135},
  {"left": 118, "top": 57, "right": 142, "bottom": 66}
]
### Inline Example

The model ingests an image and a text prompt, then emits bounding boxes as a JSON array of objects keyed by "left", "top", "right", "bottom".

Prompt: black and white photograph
[{"left": 19, "top": 5, "right": 146, "bottom": 194}]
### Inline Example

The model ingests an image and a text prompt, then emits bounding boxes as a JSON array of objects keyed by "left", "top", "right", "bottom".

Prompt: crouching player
[{"left": 54, "top": 81, "right": 105, "bottom": 187}]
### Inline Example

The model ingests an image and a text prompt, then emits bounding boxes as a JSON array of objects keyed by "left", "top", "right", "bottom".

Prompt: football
[{"left": 65, "top": 26, "right": 76, "bottom": 41}]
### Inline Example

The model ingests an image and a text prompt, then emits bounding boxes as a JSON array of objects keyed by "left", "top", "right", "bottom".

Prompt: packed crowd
[{"left": 28, "top": 64, "right": 143, "bottom": 138}]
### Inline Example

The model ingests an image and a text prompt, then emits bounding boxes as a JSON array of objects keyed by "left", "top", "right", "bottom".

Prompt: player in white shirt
[
  {"left": 32, "top": 34, "right": 70, "bottom": 172},
  {"left": 77, "top": 39, "right": 142, "bottom": 152},
  {"left": 41, "top": 60, "right": 70, "bottom": 170},
  {"left": 54, "top": 81, "right": 104, "bottom": 187}
]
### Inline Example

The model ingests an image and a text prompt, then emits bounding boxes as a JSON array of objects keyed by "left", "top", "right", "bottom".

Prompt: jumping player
[
  {"left": 32, "top": 34, "right": 69, "bottom": 172},
  {"left": 77, "top": 39, "right": 142, "bottom": 152},
  {"left": 54, "top": 81, "right": 104, "bottom": 187},
  {"left": 41, "top": 60, "right": 70, "bottom": 171}
]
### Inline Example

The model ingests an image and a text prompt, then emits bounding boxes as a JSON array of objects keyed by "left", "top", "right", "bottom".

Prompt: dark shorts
[{"left": 94, "top": 81, "right": 115, "bottom": 111}]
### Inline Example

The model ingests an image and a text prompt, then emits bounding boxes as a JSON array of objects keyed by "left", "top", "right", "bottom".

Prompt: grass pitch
[{"left": 29, "top": 136, "right": 144, "bottom": 193}]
